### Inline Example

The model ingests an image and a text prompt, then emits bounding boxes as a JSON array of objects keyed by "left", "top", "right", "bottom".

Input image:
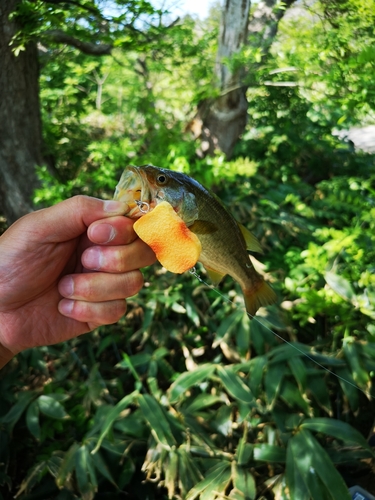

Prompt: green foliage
[{"left": 2, "top": 0, "right": 375, "bottom": 498}]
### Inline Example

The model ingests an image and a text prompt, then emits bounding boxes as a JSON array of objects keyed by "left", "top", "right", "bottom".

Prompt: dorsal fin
[{"left": 238, "top": 223, "right": 263, "bottom": 254}]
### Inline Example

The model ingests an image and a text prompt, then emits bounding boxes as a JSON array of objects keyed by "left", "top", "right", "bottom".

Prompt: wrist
[{"left": 0, "top": 343, "right": 14, "bottom": 369}]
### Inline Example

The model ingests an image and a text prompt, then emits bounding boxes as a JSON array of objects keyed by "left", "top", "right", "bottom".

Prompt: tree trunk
[
  {"left": 0, "top": 0, "right": 43, "bottom": 224},
  {"left": 194, "top": 0, "right": 296, "bottom": 159}
]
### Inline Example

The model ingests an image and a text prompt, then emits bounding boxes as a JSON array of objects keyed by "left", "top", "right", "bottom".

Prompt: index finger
[{"left": 87, "top": 216, "right": 137, "bottom": 246}]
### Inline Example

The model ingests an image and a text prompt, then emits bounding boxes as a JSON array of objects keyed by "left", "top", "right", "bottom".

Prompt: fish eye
[{"left": 157, "top": 174, "right": 167, "bottom": 184}]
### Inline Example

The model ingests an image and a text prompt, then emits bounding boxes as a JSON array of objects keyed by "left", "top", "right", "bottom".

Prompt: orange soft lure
[{"left": 133, "top": 201, "right": 202, "bottom": 274}]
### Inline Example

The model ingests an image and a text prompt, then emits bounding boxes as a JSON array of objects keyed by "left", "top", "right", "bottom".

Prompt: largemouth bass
[{"left": 114, "top": 165, "right": 277, "bottom": 316}]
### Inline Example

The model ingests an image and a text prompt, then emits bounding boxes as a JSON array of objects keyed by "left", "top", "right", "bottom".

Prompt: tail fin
[{"left": 243, "top": 280, "right": 277, "bottom": 317}]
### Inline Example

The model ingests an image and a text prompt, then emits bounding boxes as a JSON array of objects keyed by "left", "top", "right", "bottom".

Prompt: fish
[{"left": 114, "top": 164, "right": 277, "bottom": 317}]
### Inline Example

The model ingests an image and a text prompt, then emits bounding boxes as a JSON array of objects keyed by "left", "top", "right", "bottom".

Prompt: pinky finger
[{"left": 58, "top": 298, "right": 127, "bottom": 328}]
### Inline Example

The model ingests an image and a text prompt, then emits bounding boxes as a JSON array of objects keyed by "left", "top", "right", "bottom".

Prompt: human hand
[{"left": 0, "top": 196, "right": 156, "bottom": 368}]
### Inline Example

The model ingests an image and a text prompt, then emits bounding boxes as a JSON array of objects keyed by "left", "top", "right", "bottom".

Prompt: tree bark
[
  {"left": 194, "top": 0, "right": 296, "bottom": 159},
  {"left": 0, "top": 0, "right": 43, "bottom": 224}
]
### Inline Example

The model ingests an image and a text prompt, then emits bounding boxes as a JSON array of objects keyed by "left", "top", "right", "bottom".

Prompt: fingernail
[
  {"left": 84, "top": 247, "right": 103, "bottom": 270},
  {"left": 59, "top": 299, "right": 74, "bottom": 316},
  {"left": 90, "top": 223, "right": 116, "bottom": 244},
  {"left": 59, "top": 276, "right": 74, "bottom": 297},
  {"left": 103, "top": 200, "right": 128, "bottom": 213}
]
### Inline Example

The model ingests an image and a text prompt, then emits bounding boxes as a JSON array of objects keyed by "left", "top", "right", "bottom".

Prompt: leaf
[
  {"left": 253, "top": 444, "right": 286, "bottom": 463},
  {"left": 236, "top": 437, "right": 253, "bottom": 466},
  {"left": 247, "top": 355, "right": 267, "bottom": 397},
  {"left": 335, "top": 367, "right": 359, "bottom": 411},
  {"left": 288, "top": 356, "right": 307, "bottom": 391},
  {"left": 37, "top": 395, "right": 68, "bottom": 419},
  {"left": 91, "top": 451, "right": 117, "bottom": 486},
  {"left": 75, "top": 445, "right": 97, "bottom": 500},
  {"left": 268, "top": 343, "right": 312, "bottom": 364},
  {"left": 217, "top": 366, "right": 255, "bottom": 406},
  {"left": 306, "top": 373, "right": 332, "bottom": 415},
  {"left": 185, "top": 295, "right": 201, "bottom": 327},
  {"left": 216, "top": 310, "right": 243, "bottom": 341},
  {"left": 184, "top": 393, "right": 223, "bottom": 414},
  {"left": 14, "top": 460, "right": 48, "bottom": 498},
  {"left": 186, "top": 461, "right": 231, "bottom": 500},
  {"left": 288, "top": 429, "right": 351, "bottom": 500},
  {"left": 0, "top": 391, "right": 36, "bottom": 431},
  {"left": 92, "top": 392, "right": 135, "bottom": 454},
  {"left": 325, "top": 271, "right": 356, "bottom": 303},
  {"left": 279, "top": 380, "right": 312, "bottom": 415},
  {"left": 300, "top": 418, "right": 372, "bottom": 452},
  {"left": 178, "top": 447, "right": 203, "bottom": 495},
  {"left": 169, "top": 364, "right": 216, "bottom": 404},
  {"left": 232, "top": 462, "right": 256, "bottom": 499},
  {"left": 138, "top": 394, "right": 176, "bottom": 447},
  {"left": 26, "top": 400, "right": 41, "bottom": 440},
  {"left": 343, "top": 341, "right": 370, "bottom": 386},
  {"left": 164, "top": 450, "right": 178, "bottom": 498},
  {"left": 56, "top": 443, "right": 79, "bottom": 488},
  {"left": 249, "top": 317, "right": 277, "bottom": 354},
  {"left": 265, "top": 362, "right": 288, "bottom": 407}
]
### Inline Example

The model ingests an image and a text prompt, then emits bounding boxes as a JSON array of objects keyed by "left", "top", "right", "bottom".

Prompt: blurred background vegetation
[{"left": 1, "top": 0, "right": 375, "bottom": 498}]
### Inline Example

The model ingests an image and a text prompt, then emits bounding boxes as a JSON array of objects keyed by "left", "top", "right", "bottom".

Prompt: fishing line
[
  {"left": 188, "top": 267, "right": 375, "bottom": 401},
  {"left": 134, "top": 195, "right": 373, "bottom": 400}
]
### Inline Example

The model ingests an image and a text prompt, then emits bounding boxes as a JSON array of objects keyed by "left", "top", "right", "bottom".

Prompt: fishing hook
[{"left": 135, "top": 199, "right": 150, "bottom": 214}]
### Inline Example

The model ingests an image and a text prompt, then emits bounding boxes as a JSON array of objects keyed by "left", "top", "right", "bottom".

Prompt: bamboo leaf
[
  {"left": 37, "top": 395, "right": 68, "bottom": 419},
  {"left": 306, "top": 374, "right": 332, "bottom": 415},
  {"left": 236, "top": 438, "right": 253, "bottom": 466},
  {"left": 343, "top": 341, "right": 370, "bottom": 386},
  {"left": 247, "top": 355, "right": 266, "bottom": 397},
  {"left": 92, "top": 392, "right": 135, "bottom": 454},
  {"left": 253, "top": 444, "right": 286, "bottom": 463},
  {"left": 288, "top": 356, "right": 307, "bottom": 391},
  {"left": 0, "top": 391, "right": 36, "bottom": 431},
  {"left": 217, "top": 366, "right": 255, "bottom": 405},
  {"left": 301, "top": 418, "right": 372, "bottom": 452},
  {"left": 138, "top": 394, "right": 176, "bottom": 447},
  {"left": 75, "top": 445, "right": 97, "bottom": 500},
  {"left": 186, "top": 462, "right": 231, "bottom": 500},
  {"left": 286, "top": 435, "right": 315, "bottom": 500},
  {"left": 169, "top": 364, "right": 216, "bottom": 404},
  {"left": 177, "top": 448, "right": 203, "bottom": 495},
  {"left": 279, "top": 380, "right": 312, "bottom": 415},
  {"left": 265, "top": 362, "right": 288, "bottom": 406},
  {"left": 290, "top": 429, "right": 351, "bottom": 500},
  {"left": 232, "top": 462, "right": 256, "bottom": 499},
  {"left": 56, "top": 443, "right": 79, "bottom": 488},
  {"left": 26, "top": 400, "right": 41, "bottom": 440},
  {"left": 91, "top": 450, "right": 117, "bottom": 486},
  {"left": 335, "top": 366, "right": 359, "bottom": 411},
  {"left": 165, "top": 450, "right": 179, "bottom": 498},
  {"left": 184, "top": 393, "right": 223, "bottom": 414}
]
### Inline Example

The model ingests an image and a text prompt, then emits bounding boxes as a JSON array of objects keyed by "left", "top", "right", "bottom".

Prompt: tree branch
[{"left": 43, "top": 30, "right": 112, "bottom": 55}]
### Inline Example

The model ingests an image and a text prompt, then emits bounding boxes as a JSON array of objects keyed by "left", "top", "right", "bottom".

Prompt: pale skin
[{"left": 0, "top": 195, "right": 156, "bottom": 368}]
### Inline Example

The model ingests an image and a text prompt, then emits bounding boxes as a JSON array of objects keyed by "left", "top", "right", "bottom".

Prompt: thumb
[{"left": 23, "top": 196, "right": 128, "bottom": 242}]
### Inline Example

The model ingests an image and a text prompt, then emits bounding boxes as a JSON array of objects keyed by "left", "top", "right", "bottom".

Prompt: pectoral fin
[{"left": 238, "top": 223, "right": 263, "bottom": 254}]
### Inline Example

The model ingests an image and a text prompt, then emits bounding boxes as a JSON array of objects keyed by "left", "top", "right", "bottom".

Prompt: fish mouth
[{"left": 113, "top": 166, "right": 153, "bottom": 218}]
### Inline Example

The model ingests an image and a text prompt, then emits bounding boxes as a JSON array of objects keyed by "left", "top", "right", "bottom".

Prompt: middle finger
[{"left": 81, "top": 239, "right": 156, "bottom": 273}]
